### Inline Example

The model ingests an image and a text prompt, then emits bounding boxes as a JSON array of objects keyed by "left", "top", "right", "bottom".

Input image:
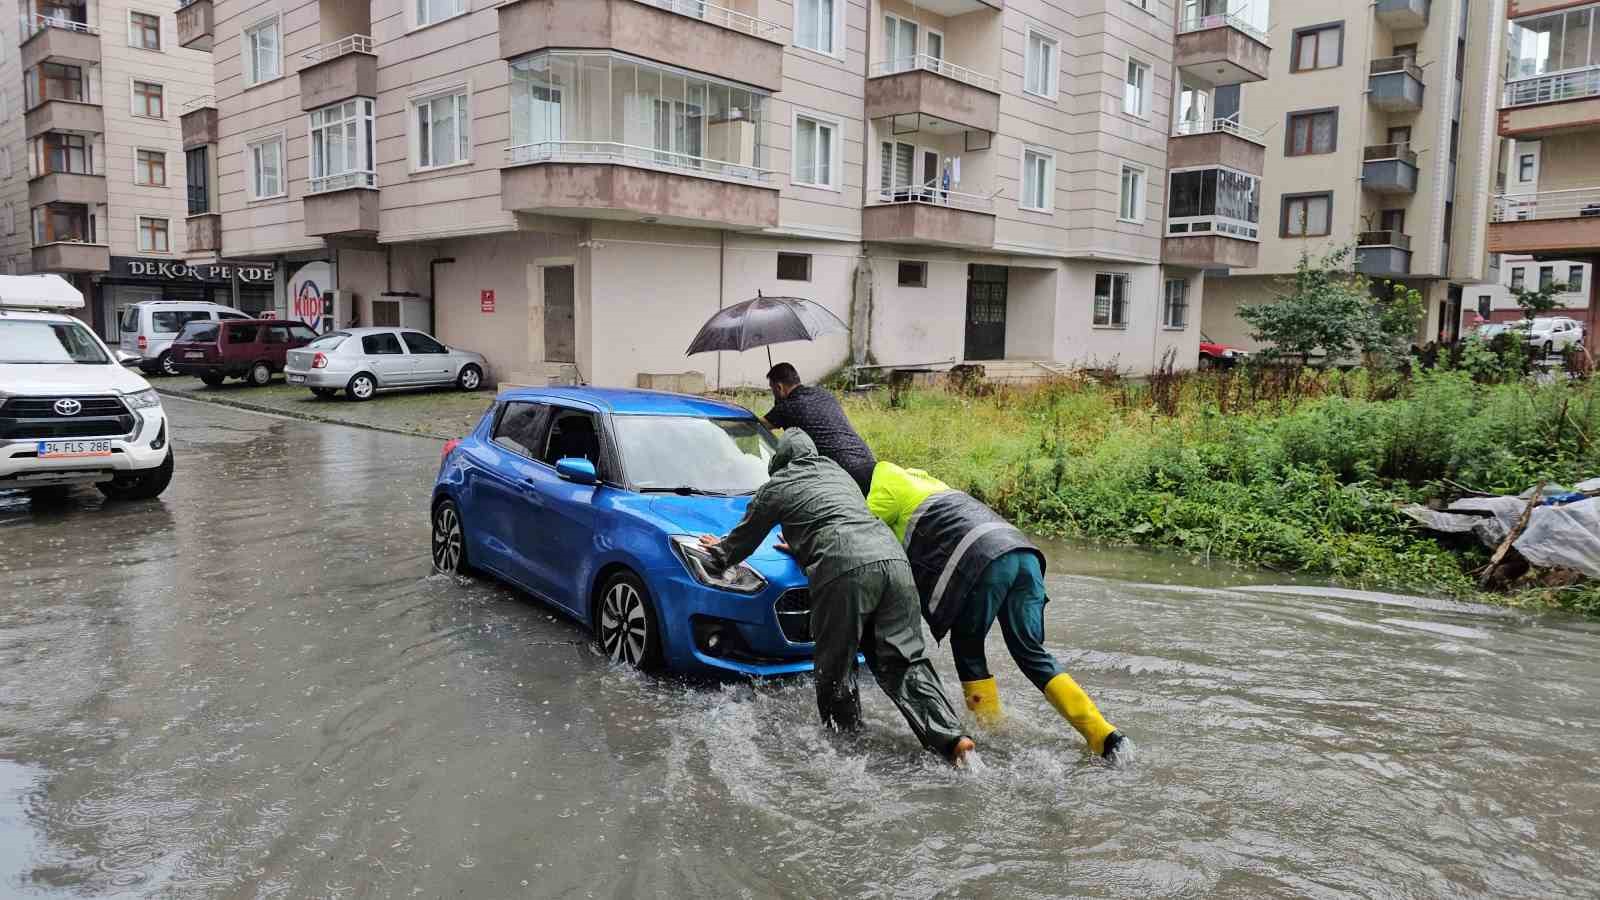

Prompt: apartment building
[
  {"left": 1202, "top": 0, "right": 1502, "bottom": 351},
  {"left": 1488, "top": 0, "right": 1600, "bottom": 339},
  {"left": 0, "top": 0, "right": 268, "bottom": 337},
  {"left": 1466, "top": 254, "right": 1590, "bottom": 326},
  {"left": 183, "top": 0, "right": 1272, "bottom": 388}
]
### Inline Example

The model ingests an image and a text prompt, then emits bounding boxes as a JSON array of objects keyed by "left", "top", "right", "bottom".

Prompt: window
[
  {"left": 1093, "top": 273, "right": 1130, "bottom": 327},
  {"left": 1119, "top": 164, "right": 1145, "bottom": 223},
  {"left": 225, "top": 322, "right": 260, "bottom": 343},
  {"left": 33, "top": 203, "right": 94, "bottom": 244},
  {"left": 1518, "top": 153, "right": 1536, "bottom": 183},
  {"left": 41, "top": 132, "right": 90, "bottom": 175},
  {"left": 1021, "top": 148, "right": 1052, "bottom": 211},
  {"left": 132, "top": 80, "right": 163, "bottom": 118},
  {"left": 243, "top": 17, "right": 281, "bottom": 86},
  {"left": 1478, "top": 296, "right": 1492, "bottom": 319},
  {"left": 135, "top": 149, "right": 165, "bottom": 186},
  {"left": 30, "top": 62, "right": 86, "bottom": 105},
  {"left": 1292, "top": 23, "right": 1343, "bottom": 72},
  {"left": 152, "top": 310, "right": 207, "bottom": 334},
  {"left": 879, "top": 140, "right": 916, "bottom": 198},
  {"left": 187, "top": 146, "right": 209, "bottom": 215},
  {"left": 1163, "top": 279, "right": 1189, "bottom": 329},
  {"left": 1025, "top": 29, "right": 1058, "bottom": 98},
  {"left": 542, "top": 409, "right": 603, "bottom": 469},
  {"left": 1510, "top": 267, "right": 1526, "bottom": 291},
  {"left": 793, "top": 114, "right": 836, "bottom": 188},
  {"left": 412, "top": 90, "right": 470, "bottom": 170},
  {"left": 416, "top": 0, "right": 467, "bottom": 28},
  {"left": 1281, "top": 192, "right": 1332, "bottom": 237},
  {"left": 310, "top": 98, "right": 377, "bottom": 191},
  {"left": 1167, "top": 167, "right": 1261, "bottom": 239},
  {"left": 362, "top": 332, "right": 405, "bottom": 355},
  {"left": 1286, "top": 109, "right": 1337, "bottom": 156},
  {"left": 494, "top": 402, "right": 552, "bottom": 458},
  {"left": 883, "top": 14, "right": 919, "bottom": 71},
  {"left": 402, "top": 331, "right": 448, "bottom": 354},
  {"left": 137, "top": 216, "right": 169, "bottom": 252},
  {"left": 1379, "top": 209, "right": 1405, "bottom": 234},
  {"left": 1570, "top": 266, "right": 1585, "bottom": 294},
  {"left": 926, "top": 30, "right": 943, "bottom": 62},
  {"left": 3, "top": 202, "right": 13, "bottom": 236},
  {"left": 796, "top": 0, "right": 838, "bottom": 55},
  {"left": 1540, "top": 265, "right": 1555, "bottom": 291},
  {"left": 129, "top": 11, "right": 161, "bottom": 50},
  {"left": 260, "top": 324, "right": 286, "bottom": 345},
  {"left": 777, "top": 252, "right": 812, "bottom": 281},
  {"left": 1505, "top": 9, "right": 1600, "bottom": 82},
  {"left": 1124, "top": 58, "right": 1150, "bottom": 118},
  {"left": 898, "top": 261, "right": 927, "bottom": 288},
  {"left": 247, "top": 135, "right": 285, "bottom": 200},
  {"left": 0, "top": 147, "right": 10, "bottom": 179}
]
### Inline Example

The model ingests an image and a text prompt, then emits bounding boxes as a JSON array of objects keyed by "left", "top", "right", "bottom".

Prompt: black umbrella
[{"left": 685, "top": 292, "right": 849, "bottom": 366}]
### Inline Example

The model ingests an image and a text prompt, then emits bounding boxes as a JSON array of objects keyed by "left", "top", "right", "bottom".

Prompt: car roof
[
  {"left": 132, "top": 300, "right": 238, "bottom": 308},
  {"left": 500, "top": 386, "right": 755, "bottom": 418},
  {"left": 0, "top": 309, "right": 83, "bottom": 323}
]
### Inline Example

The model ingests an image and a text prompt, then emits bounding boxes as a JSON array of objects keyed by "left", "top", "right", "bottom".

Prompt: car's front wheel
[
  {"left": 97, "top": 450, "right": 174, "bottom": 502},
  {"left": 431, "top": 498, "right": 472, "bottom": 575},
  {"left": 247, "top": 361, "right": 272, "bottom": 387},
  {"left": 457, "top": 364, "right": 483, "bottom": 392},
  {"left": 597, "top": 572, "right": 663, "bottom": 671}
]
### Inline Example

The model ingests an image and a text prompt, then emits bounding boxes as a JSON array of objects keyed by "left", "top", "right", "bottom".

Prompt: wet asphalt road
[{"left": 3, "top": 398, "right": 1600, "bottom": 898}]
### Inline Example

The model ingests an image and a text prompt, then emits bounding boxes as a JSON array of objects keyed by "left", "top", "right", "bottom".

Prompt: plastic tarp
[
  {"left": 1400, "top": 505, "right": 1508, "bottom": 549},
  {"left": 0, "top": 274, "right": 84, "bottom": 310},
  {"left": 1515, "top": 499, "right": 1600, "bottom": 578}
]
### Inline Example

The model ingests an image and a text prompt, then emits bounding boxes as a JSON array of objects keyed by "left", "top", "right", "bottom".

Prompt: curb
[{"left": 153, "top": 386, "right": 454, "bottom": 441}]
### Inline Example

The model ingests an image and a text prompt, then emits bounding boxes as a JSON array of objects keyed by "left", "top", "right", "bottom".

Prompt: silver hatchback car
[{"left": 283, "top": 327, "right": 488, "bottom": 401}]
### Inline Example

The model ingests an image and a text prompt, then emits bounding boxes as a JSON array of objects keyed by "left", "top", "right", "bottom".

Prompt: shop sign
[
  {"left": 481, "top": 290, "right": 495, "bottom": 313},
  {"left": 289, "top": 261, "right": 333, "bottom": 329},
  {"left": 112, "top": 257, "right": 274, "bottom": 284}
]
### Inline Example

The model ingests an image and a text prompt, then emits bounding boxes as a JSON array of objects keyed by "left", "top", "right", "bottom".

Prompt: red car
[
  {"left": 170, "top": 318, "right": 320, "bottom": 387},
  {"left": 1199, "top": 333, "right": 1249, "bottom": 368}
]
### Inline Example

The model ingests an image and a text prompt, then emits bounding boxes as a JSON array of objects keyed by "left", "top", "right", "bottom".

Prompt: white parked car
[
  {"left": 283, "top": 327, "right": 487, "bottom": 401},
  {"left": 118, "top": 299, "right": 250, "bottom": 377},
  {"left": 1, "top": 276, "right": 174, "bottom": 501},
  {"left": 1516, "top": 317, "right": 1585, "bottom": 355}
]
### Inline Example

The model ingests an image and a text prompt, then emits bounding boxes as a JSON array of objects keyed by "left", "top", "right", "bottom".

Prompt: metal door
[
  {"left": 964, "top": 264, "right": 1008, "bottom": 361},
  {"left": 544, "top": 265, "right": 576, "bottom": 364}
]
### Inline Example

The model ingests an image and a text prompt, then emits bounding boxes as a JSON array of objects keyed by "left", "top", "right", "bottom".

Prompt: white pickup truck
[{"left": 0, "top": 275, "right": 174, "bottom": 501}]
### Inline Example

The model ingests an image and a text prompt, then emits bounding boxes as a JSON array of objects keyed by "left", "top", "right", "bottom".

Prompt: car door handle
[{"left": 519, "top": 478, "right": 546, "bottom": 503}]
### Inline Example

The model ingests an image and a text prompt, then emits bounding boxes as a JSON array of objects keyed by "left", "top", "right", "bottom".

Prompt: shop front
[{"left": 97, "top": 257, "right": 277, "bottom": 341}]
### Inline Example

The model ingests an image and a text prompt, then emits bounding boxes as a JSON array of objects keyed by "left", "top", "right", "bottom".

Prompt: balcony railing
[
  {"left": 872, "top": 185, "right": 995, "bottom": 213},
  {"left": 1358, "top": 230, "right": 1412, "bottom": 250},
  {"left": 21, "top": 13, "right": 98, "bottom": 39},
  {"left": 1504, "top": 67, "right": 1600, "bottom": 108},
  {"left": 303, "top": 34, "right": 373, "bottom": 64},
  {"left": 506, "top": 140, "right": 773, "bottom": 183},
  {"left": 632, "top": 0, "right": 782, "bottom": 39},
  {"left": 308, "top": 171, "right": 378, "bottom": 194},
  {"left": 181, "top": 95, "right": 215, "bottom": 113},
  {"left": 1177, "top": 12, "right": 1269, "bottom": 46},
  {"left": 1363, "top": 142, "right": 1417, "bottom": 164},
  {"left": 1370, "top": 56, "right": 1423, "bottom": 80},
  {"left": 1172, "top": 117, "right": 1266, "bottom": 144},
  {"left": 1493, "top": 187, "right": 1600, "bottom": 223},
  {"left": 868, "top": 55, "right": 999, "bottom": 92}
]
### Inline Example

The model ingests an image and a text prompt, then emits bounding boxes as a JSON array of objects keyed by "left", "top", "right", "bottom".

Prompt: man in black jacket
[{"left": 761, "top": 363, "right": 876, "bottom": 495}]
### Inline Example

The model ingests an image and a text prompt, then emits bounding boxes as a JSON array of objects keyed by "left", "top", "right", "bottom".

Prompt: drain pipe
[{"left": 428, "top": 255, "right": 456, "bottom": 335}]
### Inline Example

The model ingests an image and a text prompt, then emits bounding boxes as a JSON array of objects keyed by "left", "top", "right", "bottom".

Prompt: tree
[
  {"left": 1237, "top": 247, "right": 1424, "bottom": 368},
  {"left": 1510, "top": 277, "right": 1570, "bottom": 322}
]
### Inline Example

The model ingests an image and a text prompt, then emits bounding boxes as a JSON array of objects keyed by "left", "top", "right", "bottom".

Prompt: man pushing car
[{"left": 699, "top": 430, "right": 976, "bottom": 766}]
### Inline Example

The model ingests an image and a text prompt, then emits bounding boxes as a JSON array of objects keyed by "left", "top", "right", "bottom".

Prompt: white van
[{"left": 118, "top": 300, "right": 249, "bottom": 376}]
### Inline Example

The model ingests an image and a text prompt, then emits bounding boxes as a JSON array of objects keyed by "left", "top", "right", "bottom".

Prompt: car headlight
[
  {"left": 123, "top": 389, "right": 162, "bottom": 410},
  {"left": 670, "top": 535, "right": 768, "bottom": 595}
]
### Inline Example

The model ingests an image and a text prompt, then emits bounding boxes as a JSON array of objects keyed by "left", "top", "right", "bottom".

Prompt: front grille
[
  {"left": 0, "top": 396, "right": 137, "bottom": 440},
  {"left": 774, "top": 589, "right": 812, "bottom": 644}
]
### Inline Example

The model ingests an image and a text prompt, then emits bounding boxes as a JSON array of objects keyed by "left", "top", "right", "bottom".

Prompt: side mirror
[
  {"left": 116, "top": 350, "right": 141, "bottom": 367},
  {"left": 555, "top": 457, "right": 598, "bottom": 485}
]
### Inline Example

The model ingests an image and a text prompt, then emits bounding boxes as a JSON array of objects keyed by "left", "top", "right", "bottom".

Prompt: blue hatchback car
[{"left": 430, "top": 387, "right": 815, "bottom": 677}]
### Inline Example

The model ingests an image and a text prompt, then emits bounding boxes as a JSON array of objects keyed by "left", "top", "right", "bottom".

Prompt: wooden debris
[{"left": 1479, "top": 482, "right": 1545, "bottom": 590}]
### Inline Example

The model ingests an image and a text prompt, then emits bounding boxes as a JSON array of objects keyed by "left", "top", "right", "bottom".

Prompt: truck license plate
[{"left": 38, "top": 440, "right": 113, "bottom": 459}]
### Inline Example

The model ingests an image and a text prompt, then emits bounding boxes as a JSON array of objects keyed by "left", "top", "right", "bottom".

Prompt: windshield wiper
[{"left": 639, "top": 486, "right": 734, "bottom": 497}]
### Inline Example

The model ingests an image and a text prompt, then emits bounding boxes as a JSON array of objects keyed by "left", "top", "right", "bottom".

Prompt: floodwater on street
[{"left": 2, "top": 398, "right": 1599, "bottom": 898}]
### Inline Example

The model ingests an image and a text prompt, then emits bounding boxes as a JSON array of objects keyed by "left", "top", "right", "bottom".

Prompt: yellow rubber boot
[
  {"left": 961, "top": 677, "right": 1004, "bottom": 728},
  {"left": 1042, "top": 673, "right": 1118, "bottom": 755}
]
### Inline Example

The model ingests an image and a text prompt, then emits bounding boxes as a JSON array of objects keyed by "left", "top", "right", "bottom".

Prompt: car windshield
[
  {"left": 308, "top": 332, "right": 348, "bottom": 350},
  {"left": 0, "top": 319, "right": 110, "bottom": 364},
  {"left": 612, "top": 415, "right": 776, "bottom": 495}
]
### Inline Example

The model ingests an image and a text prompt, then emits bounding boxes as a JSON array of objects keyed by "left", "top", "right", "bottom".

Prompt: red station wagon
[{"left": 170, "top": 318, "right": 320, "bottom": 387}]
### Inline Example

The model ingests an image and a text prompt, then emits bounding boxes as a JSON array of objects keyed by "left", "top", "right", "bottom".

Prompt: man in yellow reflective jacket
[{"left": 867, "top": 461, "right": 1126, "bottom": 761}]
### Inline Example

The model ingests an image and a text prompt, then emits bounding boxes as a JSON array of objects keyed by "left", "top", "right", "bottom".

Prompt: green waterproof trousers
[{"left": 809, "top": 559, "right": 968, "bottom": 757}]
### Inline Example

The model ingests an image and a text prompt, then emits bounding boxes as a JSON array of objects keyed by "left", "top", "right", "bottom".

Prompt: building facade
[
  {"left": 184, "top": 0, "right": 1273, "bottom": 389},
  {"left": 1202, "top": 0, "right": 1502, "bottom": 351},
  {"left": 0, "top": 0, "right": 258, "bottom": 337},
  {"left": 1488, "top": 0, "right": 1600, "bottom": 340},
  {"left": 1466, "top": 253, "right": 1590, "bottom": 326}
]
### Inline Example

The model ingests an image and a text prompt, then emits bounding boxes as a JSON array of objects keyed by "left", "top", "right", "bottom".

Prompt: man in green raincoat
[
  {"left": 867, "top": 461, "right": 1126, "bottom": 761},
  {"left": 699, "top": 430, "right": 976, "bottom": 766}
]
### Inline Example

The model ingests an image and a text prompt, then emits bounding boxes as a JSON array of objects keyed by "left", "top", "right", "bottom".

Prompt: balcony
[
  {"left": 1375, "top": 0, "right": 1429, "bottom": 30},
  {"left": 20, "top": 15, "right": 101, "bottom": 70},
  {"left": 1174, "top": 12, "right": 1270, "bottom": 85},
  {"left": 1362, "top": 143, "right": 1419, "bottom": 194},
  {"left": 177, "top": 0, "right": 214, "bottom": 51},
  {"left": 180, "top": 97, "right": 218, "bottom": 150},
  {"left": 304, "top": 178, "right": 380, "bottom": 239},
  {"left": 1164, "top": 233, "right": 1258, "bottom": 269},
  {"left": 1168, "top": 119, "right": 1266, "bottom": 176},
  {"left": 502, "top": 142, "right": 778, "bottom": 230},
  {"left": 24, "top": 100, "right": 104, "bottom": 139},
  {"left": 1369, "top": 57, "right": 1425, "bottom": 113},
  {"left": 499, "top": 0, "right": 784, "bottom": 93},
  {"left": 187, "top": 213, "right": 222, "bottom": 254},
  {"left": 865, "top": 57, "right": 999, "bottom": 135},
  {"left": 1489, "top": 188, "right": 1600, "bottom": 256},
  {"left": 32, "top": 241, "right": 110, "bottom": 274},
  {"left": 1501, "top": 68, "right": 1600, "bottom": 137},
  {"left": 300, "top": 36, "right": 378, "bottom": 111},
  {"left": 863, "top": 190, "right": 995, "bottom": 250},
  {"left": 28, "top": 172, "right": 107, "bottom": 208},
  {"left": 1356, "top": 231, "right": 1413, "bottom": 277}
]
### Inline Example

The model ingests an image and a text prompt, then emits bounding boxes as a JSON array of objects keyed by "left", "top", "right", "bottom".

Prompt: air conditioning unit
[{"left": 319, "top": 290, "right": 344, "bottom": 335}]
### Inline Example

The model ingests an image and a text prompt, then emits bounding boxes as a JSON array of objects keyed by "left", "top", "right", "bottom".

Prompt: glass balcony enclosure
[
  {"left": 1167, "top": 166, "right": 1260, "bottom": 239},
  {"left": 32, "top": 201, "right": 98, "bottom": 245},
  {"left": 31, "top": 131, "right": 95, "bottom": 176},
  {"left": 1505, "top": 6, "right": 1600, "bottom": 105},
  {"left": 25, "top": 60, "right": 94, "bottom": 107},
  {"left": 308, "top": 98, "right": 376, "bottom": 193},
  {"left": 508, "top": 50, "right": 768, "bottom": 181}
]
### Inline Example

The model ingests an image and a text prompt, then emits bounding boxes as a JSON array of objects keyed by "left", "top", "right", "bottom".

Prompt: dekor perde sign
[{"left": 114, "top": 257, "right": 274, "bottom": 284}]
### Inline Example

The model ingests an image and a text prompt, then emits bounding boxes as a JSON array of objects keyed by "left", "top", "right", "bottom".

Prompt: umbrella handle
[{"left": 767, "top": 345, "right": 772, "bottom": 369}]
